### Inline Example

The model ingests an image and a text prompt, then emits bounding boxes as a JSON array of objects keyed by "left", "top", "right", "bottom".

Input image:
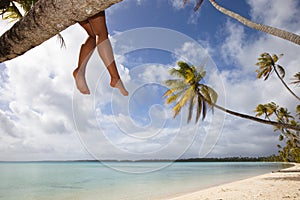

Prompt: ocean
[{"left": 0, "top": 161, "right": 290, "bottom": 200}]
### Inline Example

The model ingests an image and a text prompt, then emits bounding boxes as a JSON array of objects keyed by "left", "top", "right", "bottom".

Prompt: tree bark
[
  {"left": 209, "top": 0, "right": 300, "bottom": 46},
  {"left": 273, "top": 67, "right": 300, "bottom": 101},
  {"left": 213, "top": 103, "right": 300, "bottom": 132},
  {"left": 0, "top": 0, "right": 123, "bottom": 62}
]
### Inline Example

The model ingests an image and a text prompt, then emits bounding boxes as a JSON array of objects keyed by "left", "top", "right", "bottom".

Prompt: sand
[{"left": 165, "top": 163, "right": 300, "bottom": 200}]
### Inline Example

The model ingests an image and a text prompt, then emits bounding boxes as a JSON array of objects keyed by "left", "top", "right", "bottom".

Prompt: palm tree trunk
[
  {"left": 209, "top": 0, "right": 300, "bottom": 46},
  {"left": 273, "top": 68, "right": 300, "bottom": 101},
  {"left": 0, "top": 0, "right": 123, "bottom": 62},
  {"left": 212, "top": 103, "right": 300, "bottom": 131}
]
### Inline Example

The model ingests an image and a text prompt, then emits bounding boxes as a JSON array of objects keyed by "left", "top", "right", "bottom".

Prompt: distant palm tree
[
  {"left": 255, "top": 53, "right": 300, "bottom": 101},
  {"left": 164, "top": 61, "right": 300, "bottom": 131},
  {"left": 291, "top": 72, "right": 300, "bottom": 86},
  {"left": 254, "top": 102, "right": 278, "bottom": 121},
  {"left": 188, "top": 0, "right": 300, "bottom": 45}
]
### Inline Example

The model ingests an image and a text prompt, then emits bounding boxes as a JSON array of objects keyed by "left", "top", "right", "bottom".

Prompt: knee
[
  {"left": 95, "top": 31, "right": 109, "bottom": 43},
  {"left": 88, "top": 35, "right": 96, "bottom": 41},
  {"left": 82, "top": 36, "right": 96, "bottom": 48}
]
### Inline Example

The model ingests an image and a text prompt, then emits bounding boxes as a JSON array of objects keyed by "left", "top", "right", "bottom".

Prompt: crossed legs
[{"left": 73, "top": 11, "right": 128, "bottom": 96}]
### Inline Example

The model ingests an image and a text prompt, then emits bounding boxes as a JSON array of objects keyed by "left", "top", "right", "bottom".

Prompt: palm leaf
[
  {"left": 57, "top": 33, "right": 66, "bottom": 48},
  {"left": 2, "top": 5, "right": 22, "bottom": 20},
  {"left": 177, "top": 61, "right": 190, "bottom": 70},
  {"left": 276, "top": 65, "right": 285, "bottom": 79},
  {"left": 196, "top": 94, "right": 202, "bottom": 122},
  {"left": 173, "top": 85, "right": 195, "bottom": 119},
  {"left": 187, "top": 95, "right": 196, "bottom": 123},
  {"left": 169, "top": 68, "right": 186, "bottom": 79},
  {"left": 291, "top": 72, "right": 300, "bottom": 86},
  {"left": 199, "top": 85, "right": 217, "bottom": 107},
  {"left": 196, "top": 70, "right": 206, "bottom": 82},
  {"left": 164, "top": 79, "right": 184, "bottom": 87},
  {"left": 173, "top": 101, "right": 182, "bottom": 118},
  {"left": 165, "top": 94, "right": 178, "bottom": 104},
  {"left": 194, "top": 0, "right": 204, "bottom": 12},
  {"left": 201, "top": 98, "right": 207, "bottom": 121},
  {"left": 164, "top": 89, "right": 186, "bottom": 104}
]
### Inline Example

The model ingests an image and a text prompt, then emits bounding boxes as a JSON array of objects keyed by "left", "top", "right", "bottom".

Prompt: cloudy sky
[{"left": 0, "top": 0, "right": 299, "bottom": 161}]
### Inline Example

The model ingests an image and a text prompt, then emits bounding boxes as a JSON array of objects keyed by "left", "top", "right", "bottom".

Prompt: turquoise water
[{"left": 0, "top": 162, "right": 290, "bottom": 200}]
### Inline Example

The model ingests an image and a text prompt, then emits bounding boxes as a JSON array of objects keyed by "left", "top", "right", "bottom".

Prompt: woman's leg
[
  {"left": 88, "top": 11, "right": 128, "bottom": 96},
  {"left": 74, "top": 20, "right": 96, "bottom": 94}
]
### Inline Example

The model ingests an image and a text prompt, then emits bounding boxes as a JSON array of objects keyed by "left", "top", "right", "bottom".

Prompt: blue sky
[{"left": 0, "top": 0, "right": 299, "bottom": 161}]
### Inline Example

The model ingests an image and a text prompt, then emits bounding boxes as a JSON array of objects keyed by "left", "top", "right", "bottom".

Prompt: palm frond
[
  {"left": 291, "top": 72, "right": 300, "bottom": 86},
  {"left": 187, "top": 94, "right": 196, "bottom": 123},
  {"left": 272, "top": 54, "right": 279, "bottom": 63},
  {"left": 57, "top": 33, "right": 66, "bottom": 48},
  {"left": 0, "top": 0, "right": 10, "bottom": 15},
  {"left": 199, "top": 85, "right": 218, "bottom": 107},
  {"left": 196, "top": 70, "right": 206, "bottom": 82},
  {"left": 164, "top": 79, "right": 184, "bottom": 87},
  {"left": 194, "top": 0, "right": 204, "bottom": 12},
  {"left": 2, "top": 4, "right": 22, "bottom": 20},
  {"left": 172, "top": 85, "right": 195, "bottom": 119},
  {"left": 19, "top": 0, "right": 38, "bottom": 12},
  {"left": 164, "top": 89, "right": 187, "bottom": 104},
  {"left": 276, "top": 65, "right": 285, "bottom": 79},
  {"left": 163, "top": 83, "right": 188, "bottom": 98},
  {"left": 169, "top": 68, "right": 185, "bottom": 79},
  {"left": 201, "top": 98, "right": 207, "bottom": 121},
  {"left": 196, "top": 94, "right": 202, "bottom": 122}
]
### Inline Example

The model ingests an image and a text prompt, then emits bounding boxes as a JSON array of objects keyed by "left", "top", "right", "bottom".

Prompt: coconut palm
[
  {"left": 0, "top": 0, "right": 123, "bottom": 62},
  {"left": 256, "top": 53, "right": 300, "bottom": 101},
  {"left": 254, "top": 102, "right": 278, "bottom": 120},
  {"left": 163, "top": 61, "right": 217, "bottom": 123},
  {"left": 254, "top": 101, "right": 299, "bottom": 162},
  {"left": 189, "top": 0, "right": 300, "bottom": 45},
  {"left": 164, "top": 61, "right": 300, "bottom": 131}
]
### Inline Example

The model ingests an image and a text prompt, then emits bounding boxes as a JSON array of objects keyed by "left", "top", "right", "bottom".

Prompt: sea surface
[{"left": 0, "top": 161, "right": 291, "bottom": 200}]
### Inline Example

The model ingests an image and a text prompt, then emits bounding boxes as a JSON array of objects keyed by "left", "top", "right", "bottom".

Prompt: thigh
[{"left": 88, "top": 11, "right": 108, "bottom": 37}]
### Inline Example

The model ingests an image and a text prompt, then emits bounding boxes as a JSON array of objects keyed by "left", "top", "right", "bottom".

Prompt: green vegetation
[
  {"left": 254, "top": 53, "right": 300, "bottom": 163},
  {"left": 163, "top": 61, "right": 217, "bottom": 123}
]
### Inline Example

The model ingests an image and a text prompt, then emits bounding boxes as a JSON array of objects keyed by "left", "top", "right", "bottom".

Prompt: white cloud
[
  {"left": 0, "top": 0, "right": 299, "bottom": 161},
  {"left": 247, "top": 0, "right": 300, "bottom": 31},
  {"left": 168, "top": 0, "right": 185, "bottom": 10}
]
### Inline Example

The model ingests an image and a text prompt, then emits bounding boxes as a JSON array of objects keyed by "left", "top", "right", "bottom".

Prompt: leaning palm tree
[
  {"left": 187, "top": 0, "right": 300, "bottom": 45},
  {"left": 0, "top": 0, "right": 123, "bottom": 62},
  {"left": 255, "top": 53, "right": 300, "bottom": 101},
  {"left": 164, "top": 61, "right": 300, "bottom": 131}
]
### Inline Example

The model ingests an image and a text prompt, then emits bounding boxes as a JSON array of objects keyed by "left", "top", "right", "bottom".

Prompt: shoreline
[{"left": 162, "top": 162, "right": 300, "bottom": 200}]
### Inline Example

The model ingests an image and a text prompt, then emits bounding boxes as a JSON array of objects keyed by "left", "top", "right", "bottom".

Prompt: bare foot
[
  {"left": 110, "top": 78, "right": 129, "bottom": 96},
  {"left": 73, "top": 68, "right": 90, "bottom": 95}
]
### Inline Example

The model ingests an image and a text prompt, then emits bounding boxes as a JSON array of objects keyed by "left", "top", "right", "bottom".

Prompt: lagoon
[{"left": 0, "top": 161, "right": 289, "bottom": 200}]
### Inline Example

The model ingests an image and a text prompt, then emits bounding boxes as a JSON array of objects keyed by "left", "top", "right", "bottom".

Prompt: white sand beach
[{"left": 165, "top": 163, "right": 300, "bottom": 200}]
